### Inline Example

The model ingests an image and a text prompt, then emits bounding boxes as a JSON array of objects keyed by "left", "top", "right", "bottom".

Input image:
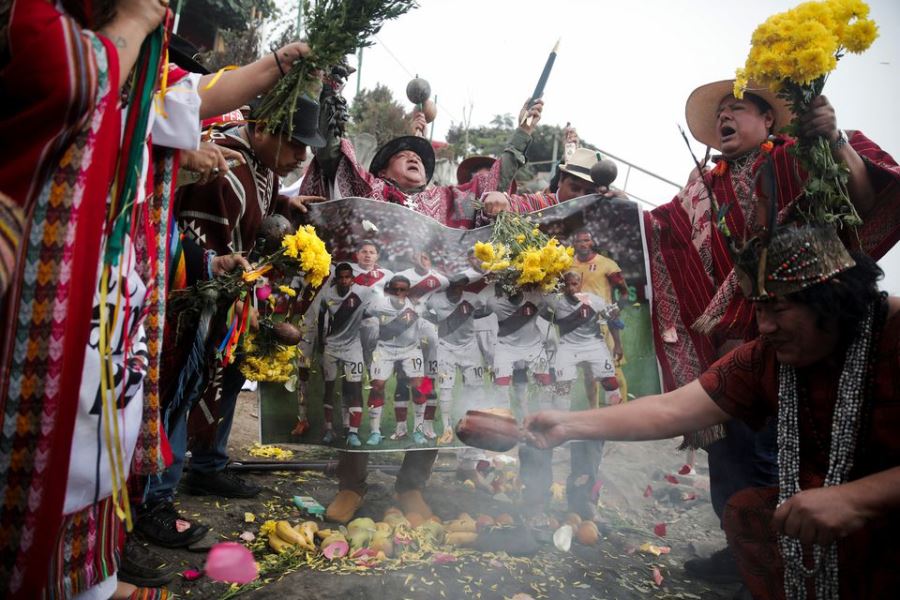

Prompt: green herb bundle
[{"left": 255, "top": 0, "right": 417, "bottom": 134}]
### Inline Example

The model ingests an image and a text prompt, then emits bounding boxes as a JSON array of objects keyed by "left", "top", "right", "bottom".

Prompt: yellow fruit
[{"left": 268, "top": 533, "right": 292, "bottom": 553}]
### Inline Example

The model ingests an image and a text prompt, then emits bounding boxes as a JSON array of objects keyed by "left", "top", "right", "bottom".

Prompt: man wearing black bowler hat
[{"left": 135, "top": 97, "right": 327, "bottom": 549}]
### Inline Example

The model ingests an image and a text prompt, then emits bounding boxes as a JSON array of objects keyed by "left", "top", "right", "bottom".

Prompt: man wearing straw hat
[{"left": 643, "top": 79, "right": 900, "bottom": 582}]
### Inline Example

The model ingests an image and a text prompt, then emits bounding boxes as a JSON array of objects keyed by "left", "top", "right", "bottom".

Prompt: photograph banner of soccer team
[{"left": 259, "top": 195, "right": 660, "bottom": 450}]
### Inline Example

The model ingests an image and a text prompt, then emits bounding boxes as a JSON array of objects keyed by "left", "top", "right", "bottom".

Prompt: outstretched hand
[
  {"left": 522, "top": 410, "right": 570, "bottom": 449},
  {"left": 288, "top": 195, "right": 327, "bottom": 214}
]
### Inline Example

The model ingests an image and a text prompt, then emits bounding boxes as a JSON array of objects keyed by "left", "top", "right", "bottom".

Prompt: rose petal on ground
[
  {"left": 681, "top": 492, "right": 698, "bottom": 501},
  {"left": 432, "top": 552, "right": 458, "bottom": 565},
  {"left": 182, "top": 568, "right": 203, "bottom": 581},
  {"left": 678, "top": 464, "right": 692, "bottom": 475},
  {"left": 244, "top": 512, "right": 256, "bottom": 523},
  {"left": 639, "top": 542, "right": 671, "bottom": 556},
  {"left": 652, "top": 566, "right": 664, "bottom": 586},
  {"left": 664, "top": 474, "right": 679, "bottom": 485},
  {"left": 239, "top": 531, "right": 256, "bottom": 543},
  {"left": 643, "top": 485, "right": 653, "bottom": 498},
  {"left": 205, "top": 542, "right": 259, "bottom": 584},
  {"left": 653, "top": 523, "right": 667, "bottom": 537},
  {"left": 175, "top": 519, "right": 192, "bottom": 533}
]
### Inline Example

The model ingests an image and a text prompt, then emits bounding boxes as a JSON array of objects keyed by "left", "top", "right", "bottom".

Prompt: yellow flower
[
  {"left": 260, "top": 520, "right": 278, "bottom": 536},
  {"left": 278, "top": 285, "right": 297, "bottom": 297},
  {"left": 474, "top": 241, "right": 495, "bottom": 262},
  {"left": 515, "top": 234, "right": 526, "bottom": 243},
  {"left": 532, "top": 228, "right": 540, "bottom": 236},
  {"left": 842, "top": 19, "right": 878, "bottom": 52}
]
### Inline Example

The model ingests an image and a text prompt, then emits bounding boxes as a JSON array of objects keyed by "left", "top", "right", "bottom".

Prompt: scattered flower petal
[
  {"left": 643, "top": 485, "right": 653, "bottom": 498},
  {"left": 652, "top": 566, "right": 664, "bottom": 586},
  {"left": 654, "top": 522, "right": 667, "bottom": 537},
  {"left": 664, "top": 474, "right": 679, "bottom": 485},
  {"left": 182, "top": 568, "right": 203, "bottom": 581}
]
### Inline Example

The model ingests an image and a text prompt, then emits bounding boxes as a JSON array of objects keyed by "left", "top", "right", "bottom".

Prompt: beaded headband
[{"left": 734, "top": 224, "right": 856, "bottom": 301}]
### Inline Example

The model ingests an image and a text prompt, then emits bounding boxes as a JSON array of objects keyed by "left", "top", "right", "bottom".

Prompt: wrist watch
[{"left": 831, "top": 129, "right": 849, "bottom": 152}]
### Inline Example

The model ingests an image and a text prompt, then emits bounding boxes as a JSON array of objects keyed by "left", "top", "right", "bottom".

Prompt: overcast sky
[{"left": 274, "top": 0, "right": 900, "bottom": 290}]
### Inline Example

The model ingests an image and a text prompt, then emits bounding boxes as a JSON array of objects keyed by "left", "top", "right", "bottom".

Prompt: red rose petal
[
  {"left": 664, "top": 474, "right": 679, "bottom": 485},
  {"left": 652, "top": 566, "right": 664, "bottom": 586},
  {"left": 643, "top": 485, "right": 653, "bottom": 498},
  {"left": 182, "top": 568, "right": 203, "bottom": 581},
  {"left": 654, "top": 522, "right": 667, "bottom": 537},
  {"left": 678, "top": 464, "right": 692, "bottom": 475}
]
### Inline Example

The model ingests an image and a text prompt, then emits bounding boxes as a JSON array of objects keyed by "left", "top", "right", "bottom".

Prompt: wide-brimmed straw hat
[
  {"left": 685, "top": 79, "right": 793, "bottom": 150},
  {"left": 558, "top": 148, "right": 600, "bottom": 183},
  {"left": 369, "top": 135, "right": 436, "bottom": 183}
]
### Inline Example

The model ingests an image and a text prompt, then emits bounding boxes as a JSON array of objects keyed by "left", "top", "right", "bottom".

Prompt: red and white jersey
[
  {"left": 396, "top": 267, "right": 448, "bottom": 308},
  {"left": 351, "top": 262, "right": 393, "bottom": 294},
  {"left": 486, "top": 290, "right": 546, "bottom": 349}
]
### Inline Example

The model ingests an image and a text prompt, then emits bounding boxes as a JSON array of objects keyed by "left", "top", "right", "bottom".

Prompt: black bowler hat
[
  {"left": 369, "top": 135, "right": 435, "bottom": 183},
  {"left": 168, "top": 34, "right": 209, "bottom": 75},
  {"left": 252, "top": 95, "right": 326, "bottom": 148}
]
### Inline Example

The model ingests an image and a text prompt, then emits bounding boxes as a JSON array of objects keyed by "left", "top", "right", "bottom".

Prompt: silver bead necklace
[{"left": 776, "top": 300, "right": 876, "bottom": 600}]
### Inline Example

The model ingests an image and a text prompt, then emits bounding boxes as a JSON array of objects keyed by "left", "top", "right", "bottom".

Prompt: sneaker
[
  {"left": 437, "top": 429, "right": 454, "bottom": 445},
  {"left": 366, "top": 431, "right": 384, "bottom": 446},
  {"left": 684, "top": 546, "right": 742, "bottom": 584},
  {"left": 118, "top": 538, "right": 177, "bottom": 586},
  {"left": 389, "top": 430, "right": 407, "bottom": 441},
  {"left": 346, "top": 432, "right": 362, "bottom": 448},
  {"left": 180, "top": 469, "right": 262, "bottom": 499},
  {"left": 412, "top": 430, "right": 428, "bottom": 445},
  {"left": 322, "top": 429, "right": 336, "bottom": 444},
  {"left": 326, "top": 490, "right": 364, "bottom": 524},
  {"left": 421, "top": 423, "right": 437, "bottom": 440},
  {"left": 135, "top": 501, "right": 210, "bottom": 548}
]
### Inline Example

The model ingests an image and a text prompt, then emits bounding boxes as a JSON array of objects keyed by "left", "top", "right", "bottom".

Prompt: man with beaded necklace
[
  {"left": 523, "top": 224, "right": 900, "bottom": 599},
  {"left": 641, "top": 78, "right": 900, "bottom": 583}
]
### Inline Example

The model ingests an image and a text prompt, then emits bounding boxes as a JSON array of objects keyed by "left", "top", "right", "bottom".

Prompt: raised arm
[
  {"left": 98, "top": 0, "right": 167, "bottom": 88},
  {"left": 799, "top": 95, "right": 876, "bottom": 218},
  {"left": 196, "top": 42, "right": 311, "bottom": 120},
  {"left": 524, "top": 380, "right": 731, "bottom": 448}
]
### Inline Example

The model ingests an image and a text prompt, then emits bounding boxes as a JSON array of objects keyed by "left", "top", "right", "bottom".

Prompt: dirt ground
[{"left": 153, "top": 392, "right": 739, "bottom": 599}]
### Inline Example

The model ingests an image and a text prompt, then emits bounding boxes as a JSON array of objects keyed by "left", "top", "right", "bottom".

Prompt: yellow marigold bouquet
[
  {"left": 168, "top": 223, "right": 330, "bottom": 366},
  {"left": 474, "top": 211, "right": 574, "bottom": 295},
  {"left": 239, "top": 334, "right": 299, "bottom": 383},
  {"left": 734, "top": 0, "right": 878, "bottom": 227}
]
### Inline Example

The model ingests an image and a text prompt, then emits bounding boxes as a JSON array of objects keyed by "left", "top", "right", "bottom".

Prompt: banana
[
  {"left": 268, "top": 533, "right": 293, "bottom": 554},
  {"left": 276, "top": 520, "right": 312, "bottom": 550}
]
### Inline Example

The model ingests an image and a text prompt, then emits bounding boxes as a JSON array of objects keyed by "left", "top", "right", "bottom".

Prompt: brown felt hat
[{"left": 685, "top": 79, "right": 793, "bottom": 150}]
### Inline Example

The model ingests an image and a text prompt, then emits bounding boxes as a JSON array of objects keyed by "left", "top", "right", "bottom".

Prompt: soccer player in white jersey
[
  {"left": 486, "top": 287, "right": 553, "bottom": 412},
  {"left": 424, "top": 274, "right": 487, "bottom": 445},
  {"left": 364, "top": 275, "right": 428, "bottom": 445},
  {"left": 463, "top": 248, "right": 499, "bottom": 371},
  {"left": 317, "top": 263, "right": 375, "bottom": 447},
  {"left": 545, "top": 271, "right": 622, "bottom": 408},
  {"left": 537, "top": 270, "right": 623, "bottom": 519},
  {"left": 395, "top": 250, "right": 448, "bottom": 441}
]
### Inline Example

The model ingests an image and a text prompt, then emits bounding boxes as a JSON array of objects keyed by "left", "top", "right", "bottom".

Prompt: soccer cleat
[
  {"left": 389, "top": 430, "right": 408, "bottom": 441},
  {"left": 290, "top": 418, "right": 310, "bottom": 437},
  {"left": 346, "top": 432, "right": 362, "bottom": 448},
  {"left": 321, "top": 429, "right": 335, "bottom": 444},
  {"left": 421, "top": 422, "right": 437, "bottom": 439},
  {"left": 366, "top": 431, "right": 384, "bottom": 446},
  {"left": 412, "top": 430, "right": 428, "bottom": 445}
]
